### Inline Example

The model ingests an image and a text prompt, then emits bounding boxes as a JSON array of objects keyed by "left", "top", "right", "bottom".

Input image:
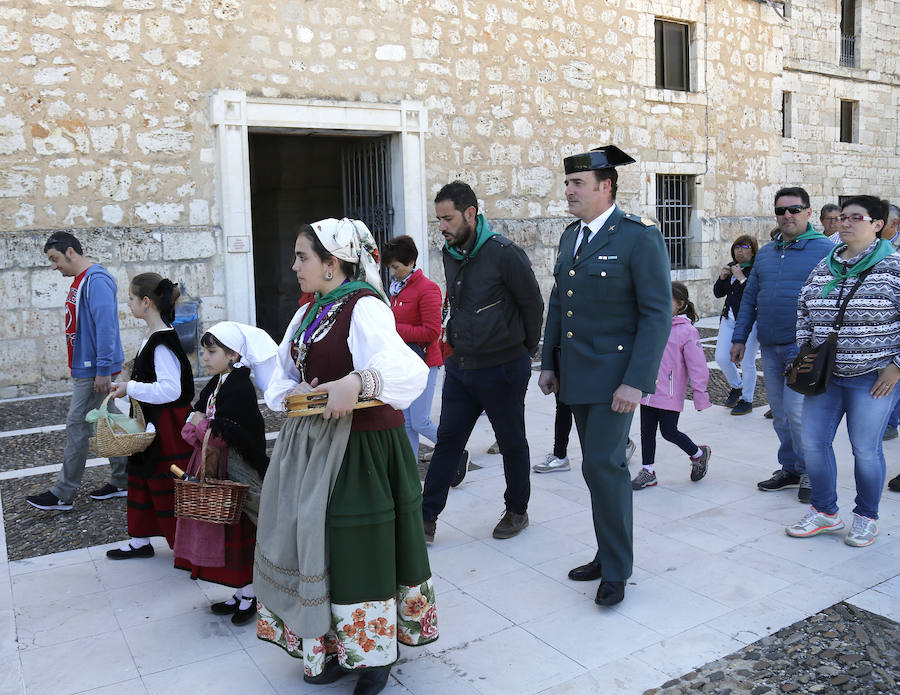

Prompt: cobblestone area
[
  {"left": 647, "top": 603, "right": 900, "bottom": 695},
  {"left": 0, "top": 431, "right": 65, "bottom": 473},
  {"left": 0, "top": 397, "right": 70, "bottom": 431},
  {"left": 1, "top": 468, "right": 128, "bottom": 561}
]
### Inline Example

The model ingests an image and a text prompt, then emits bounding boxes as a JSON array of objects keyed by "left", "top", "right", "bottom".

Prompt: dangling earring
[{"left": 325, "top": 269, "right": 334, "bottom": 281}]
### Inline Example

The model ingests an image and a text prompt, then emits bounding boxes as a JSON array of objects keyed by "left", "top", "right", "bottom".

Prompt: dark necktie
[{"left": 575, "top": 227, "right": 591, "bottom": 260}]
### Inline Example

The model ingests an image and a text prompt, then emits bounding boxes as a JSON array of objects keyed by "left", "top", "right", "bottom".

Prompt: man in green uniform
[{"left": 538, "top": 146, "right": 671, "bottom": 606}]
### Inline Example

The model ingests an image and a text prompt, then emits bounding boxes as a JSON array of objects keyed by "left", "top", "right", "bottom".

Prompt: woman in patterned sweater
[{"left": 786, "top": 195, "right": 900, "bottom": 547}]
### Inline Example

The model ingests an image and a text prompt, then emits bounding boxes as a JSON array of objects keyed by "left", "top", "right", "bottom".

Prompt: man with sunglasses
[{"left": 730, "top": 188, "right": 834, "bottom": 503}]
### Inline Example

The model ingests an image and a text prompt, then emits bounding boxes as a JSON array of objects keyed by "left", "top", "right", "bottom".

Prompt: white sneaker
[
  {"left": 533, "top": 453, "right": 570, "bottom": 473},
  {"left": 844, "top": 513, "right": 878, "bottom": 547},
  {"left": 785, "top": 507, "right": 845, "bottom": 538},
  {"left": 626, "top": 438, "right": 636, "bottom": 462}
]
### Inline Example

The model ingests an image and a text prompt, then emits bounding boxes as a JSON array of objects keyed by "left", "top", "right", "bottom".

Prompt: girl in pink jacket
[{"left": 632, "top": 282, "right": 712, "bottom": 490}]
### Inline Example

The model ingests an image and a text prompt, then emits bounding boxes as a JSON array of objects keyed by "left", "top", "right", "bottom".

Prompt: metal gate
[{"left": 341, "top": 137, "right": 394, "bottom": 287}]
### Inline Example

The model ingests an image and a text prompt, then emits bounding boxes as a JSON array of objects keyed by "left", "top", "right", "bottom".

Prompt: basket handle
[
  {"left": 197, "top": 426, "right": 225, "bottom": 482},
  {"left": 197, "top": 427, "right": 212, "bottom": 483}
]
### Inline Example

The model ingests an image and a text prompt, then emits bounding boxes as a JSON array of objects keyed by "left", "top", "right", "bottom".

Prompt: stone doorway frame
[{"left": 208, "top": 90, "right": 429, "bottom": 325}]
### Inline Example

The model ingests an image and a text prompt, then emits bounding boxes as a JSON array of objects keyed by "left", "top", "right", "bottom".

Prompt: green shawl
[
  {"left": 822, "top": 238, "right": 894, "bottom": 298},
  {"left": 444, "top": 214, "right": 497, "bottom": 261}
]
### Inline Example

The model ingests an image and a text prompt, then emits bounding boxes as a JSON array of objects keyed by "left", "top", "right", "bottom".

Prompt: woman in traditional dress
[{"left": 255, "top": 218, "right": 437, "bottom": 695}]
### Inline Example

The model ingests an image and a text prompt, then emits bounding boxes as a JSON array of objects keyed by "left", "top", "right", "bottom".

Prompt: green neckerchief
[
  {"left": 294, "top": 280, "right": 377, "bottom": 339},
  {"left": 444, "top": 214, "right": 498, "bottom": 261},
  {"left": 739, "top": 261, "right": 752, "bottom": 269},
  {"left": 822, "top": 238, "right": 894, "bottom": 298},
  {"left": 775, "top": 222, "right": 828, "bottom": 249}
]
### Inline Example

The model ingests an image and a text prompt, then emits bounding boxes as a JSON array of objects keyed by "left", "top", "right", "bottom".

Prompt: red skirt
[
  {"left": 174, "top": 514, "right": 256, "bottom": 588},
  {"left": 127, "top": 405, "right": 192, "bottom": 547}
]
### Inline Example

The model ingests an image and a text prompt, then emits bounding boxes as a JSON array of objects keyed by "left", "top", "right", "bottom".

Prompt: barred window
[
  {"left": 656, "top": 174, "right": 694, "bottom": 269},
  {"left": 840, "top": 0, "right": 857, "bottom": 68}
]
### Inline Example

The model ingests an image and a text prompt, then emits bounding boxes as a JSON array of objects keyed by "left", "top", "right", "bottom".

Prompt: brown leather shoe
[
  {"left": 423, "top": 520, "right": 436, "bottom": 544},
  {"left": 595, "top": 580, "right": 625, "bottom": 606},
  {"left": 492, "top": 510, "right": 528, "bottom": 539},
  {"left": 568, "top": 560, "right": 603, "bottom": 581}
]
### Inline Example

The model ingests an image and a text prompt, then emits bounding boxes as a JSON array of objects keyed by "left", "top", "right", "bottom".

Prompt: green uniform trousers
[{"left": 569, "top": 403, "right": 634, "bottom": 581}]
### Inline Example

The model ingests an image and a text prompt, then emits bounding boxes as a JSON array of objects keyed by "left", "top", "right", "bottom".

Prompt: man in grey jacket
[{"left": 421, "top": 181, "right": 543, "bottom": 543}]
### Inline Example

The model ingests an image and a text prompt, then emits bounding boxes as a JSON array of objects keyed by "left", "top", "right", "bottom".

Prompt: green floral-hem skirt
[
  {"left": 257, "top": 578, "right": 437, "bottom": 675},
  {"left": 256, "top": 426, "right": 438, "bottom": 676}
]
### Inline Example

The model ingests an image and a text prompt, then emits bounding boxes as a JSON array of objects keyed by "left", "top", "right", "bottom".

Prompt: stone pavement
[{"left": 0, "top": 320, "right": 898, "bottom": 695}]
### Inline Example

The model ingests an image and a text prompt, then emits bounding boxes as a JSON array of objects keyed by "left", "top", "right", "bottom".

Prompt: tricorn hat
[{"left": 563, "top": 145, "right": 637, "bottom": 174}]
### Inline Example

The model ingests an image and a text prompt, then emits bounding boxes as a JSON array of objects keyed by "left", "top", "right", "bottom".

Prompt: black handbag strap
[{"left": 832, "top": 266, "right": 875, "bottom": 331}]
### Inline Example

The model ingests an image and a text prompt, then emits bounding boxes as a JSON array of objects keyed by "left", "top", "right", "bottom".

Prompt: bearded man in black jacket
[{"left": 421, "top": 181, "right": 543, "bottom": 543}]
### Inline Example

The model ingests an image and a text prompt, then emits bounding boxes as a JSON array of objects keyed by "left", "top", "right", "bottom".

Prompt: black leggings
[
  {"left": 640, "top": 405, "right": 698, "bottom": 467},
  {"left": 553, "top": 393, "right": 573, "bottom": 459}
]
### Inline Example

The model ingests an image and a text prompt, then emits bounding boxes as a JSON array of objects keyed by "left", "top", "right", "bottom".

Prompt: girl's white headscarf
[
  {"left": 310, "top": 217, "right": 387, "bottom": 301},
  {"left": 207, "top": 321, "right": 279, "bottom": 391}
]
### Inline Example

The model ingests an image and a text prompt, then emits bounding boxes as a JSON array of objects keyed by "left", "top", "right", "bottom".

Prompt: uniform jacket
[
  {"left": 443, "top": 234, "right": 544, "bottom": 370},
  {"left": 541, "top": 206, "right": 672, "bottom": 405},
  {"left": 389, "top": 269, "right": 444, "bottom": 368},
  {"left": 733, "top": 234, "right": 834, "bottom": 347},
  {"left": 71, "top": 264, "right": 125, "bottom": 378},
  {"left": 641, "top": 315, "right": 711, "bottom": 412}
]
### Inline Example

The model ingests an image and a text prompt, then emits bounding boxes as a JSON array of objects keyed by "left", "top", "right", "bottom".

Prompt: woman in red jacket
[{"left": 383, "top": 235, "right": 443, "bottom": 460}]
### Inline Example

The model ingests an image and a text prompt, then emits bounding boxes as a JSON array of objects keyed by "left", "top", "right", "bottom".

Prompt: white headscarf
[
  {"left": 207, "top": 321, "right": 279, "bottom": 391},
  {"left": 310, "top": 217, "right": 387, "bottom": 301}
]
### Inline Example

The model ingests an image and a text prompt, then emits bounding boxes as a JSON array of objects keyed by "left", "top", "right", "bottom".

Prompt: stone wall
[
  {"left": 0, "top": 225, "right": 221, "bottom": 396},
  {"left": 0, "top": 0, "right": 898, "bottom": 393}
]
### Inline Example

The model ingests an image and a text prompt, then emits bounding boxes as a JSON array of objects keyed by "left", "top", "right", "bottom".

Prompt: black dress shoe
[
  {"left": 353, "top": 665, "right": 392, "bottom": 695},
  {"left": 595, "top": 580, "right": 625, "bottom": 606},
  {"left": 303, "top": 657, "right": 346, "bottom": 685},
  {"left": 106, "top": 543, "right": 154, "bottom": 560},
  {"left": 211, "top": 594, "right": 240, "bottom": 615},
  {"left": 568, "top": 560, "right": 602, "bottom": 581},
  {"left": 231, "top": 600, "right": 257, "bottom": 625}
]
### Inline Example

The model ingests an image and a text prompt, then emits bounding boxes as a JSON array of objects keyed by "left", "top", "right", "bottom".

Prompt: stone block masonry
[
  {"left": 0, "top": 226, "right": 222, "bottom": 395},
  {"left": 0, "top": 0, "right": 896, "bottom": 392}
]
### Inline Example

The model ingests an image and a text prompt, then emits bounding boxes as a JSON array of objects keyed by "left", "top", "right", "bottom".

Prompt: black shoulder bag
[{"left": 785, "top": 267, "right": 873, "bottom": 396}]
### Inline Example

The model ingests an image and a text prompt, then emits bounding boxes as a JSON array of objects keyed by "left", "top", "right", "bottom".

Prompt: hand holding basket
[
  {"left": 88, "top": 394, "right": 156, "bottom": 457},
  {"left": 172, "top": 428, "right": 248, "bottom": 525}
]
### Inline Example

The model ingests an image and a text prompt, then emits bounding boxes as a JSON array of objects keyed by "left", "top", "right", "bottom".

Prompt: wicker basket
[
  {"left": 89, "top": 394, "right": 156, "bottom": 458},
  {"left": 173, "top": 428, "right": 249, "bottom": 525}
]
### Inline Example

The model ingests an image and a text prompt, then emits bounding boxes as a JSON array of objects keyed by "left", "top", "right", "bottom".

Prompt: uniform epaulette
[
  {"left": 624, "top": 212, "right": 656, "bottom": 227},
  {"left": 489, "top": 234, "right": 512, "bottom": 247}
]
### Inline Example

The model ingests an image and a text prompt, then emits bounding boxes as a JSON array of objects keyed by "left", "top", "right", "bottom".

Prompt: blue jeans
[
  {"left": 802, "top": 371, "right": 895, "bottom": 519},
  {"left": 403, "top": 365, "right": 440, "bottom": 460},
  {"left": 716, "top": 317, "right": 759, "bottom": 403},
  {"left": 422, "top": 354, "right": 532, "bottom": 521},
  {"left": 887, "top": 395, "right": 900, "bottom": 430},
  {"left": 759, "top": 343, "right": 805, "bottom": 475}
]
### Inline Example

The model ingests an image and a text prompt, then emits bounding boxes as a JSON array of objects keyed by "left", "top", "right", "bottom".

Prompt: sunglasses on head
[{"left": 774, "top": 205, "right": 808, "bottom": 215}]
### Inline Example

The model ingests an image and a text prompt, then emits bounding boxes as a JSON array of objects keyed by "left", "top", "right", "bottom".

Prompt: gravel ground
[
  {"left": 0, "top": 432, "right": 65, "bottom": 472},
  {"left": 1, "top": 467, "right": 128, "bottom": 561},
  {"left": 0, "top": 396, "right": 70, "bottom": 431},
  {"left": 647, "top": 603, "right": 899, "bottom": 695}
]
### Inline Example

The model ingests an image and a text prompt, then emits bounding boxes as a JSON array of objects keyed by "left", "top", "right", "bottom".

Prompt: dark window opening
[
  {"left": 655, "top": 19, "right": 690, "bottom": 91},
  {"left": 839, "top": 100, "right": 856, "bottom": 143}
]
